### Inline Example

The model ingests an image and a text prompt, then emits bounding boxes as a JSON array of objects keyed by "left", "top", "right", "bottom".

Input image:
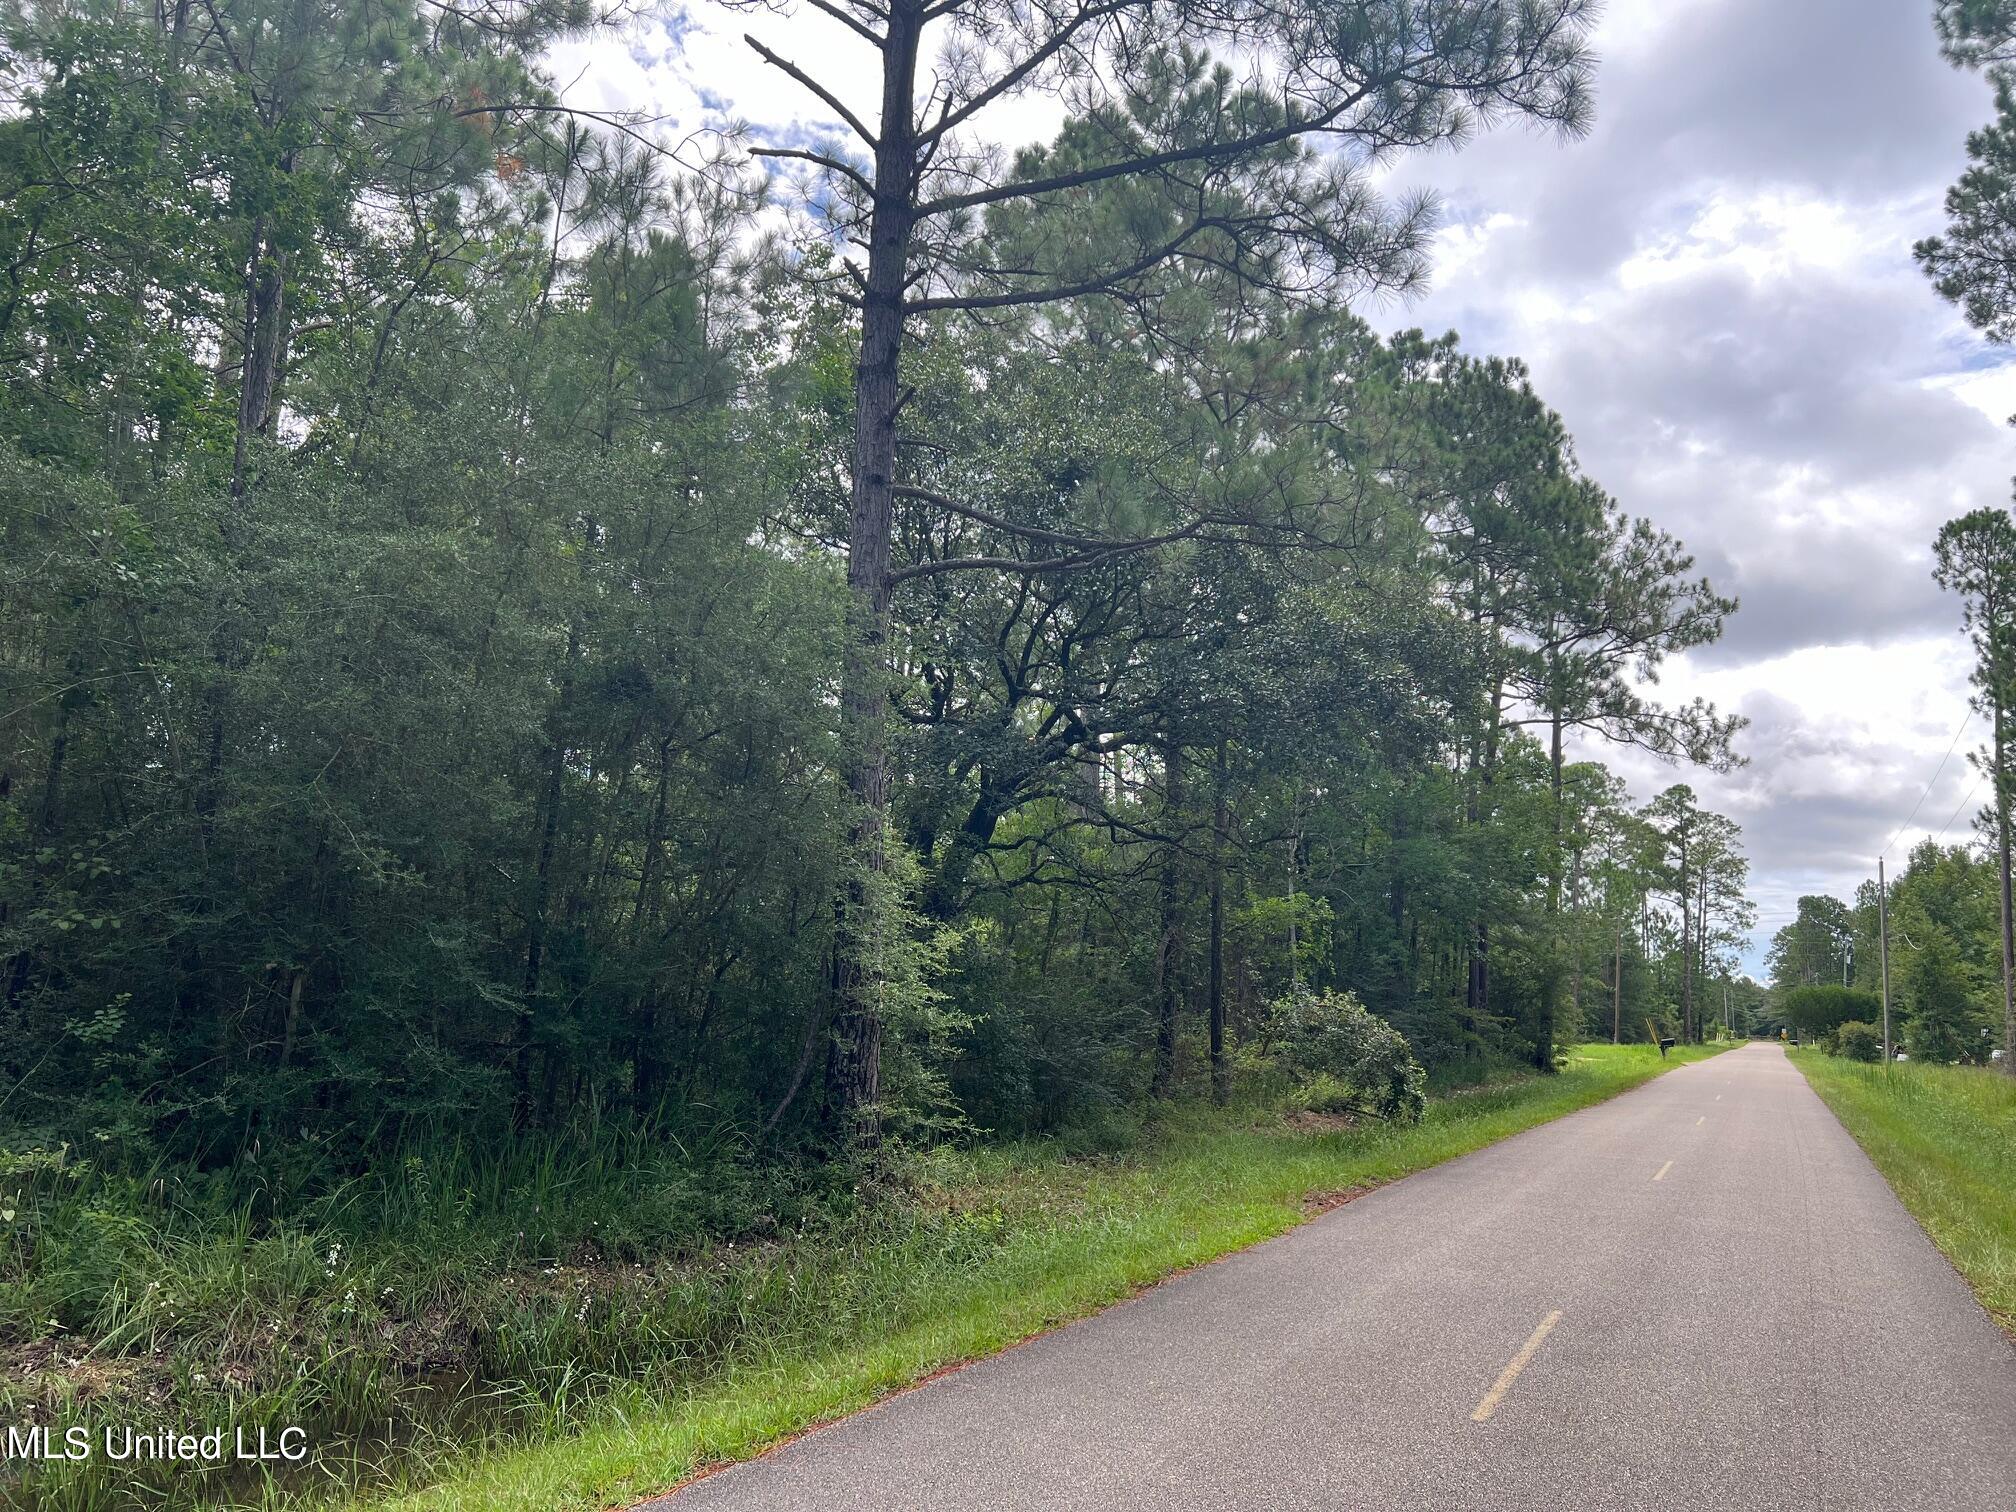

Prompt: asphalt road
[{"left": 651, "top": 1044, "right": 2016, "bottom": 1511}]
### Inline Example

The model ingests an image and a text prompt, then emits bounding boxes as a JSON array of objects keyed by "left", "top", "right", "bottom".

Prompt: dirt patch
[
  {"left": 4, "top": 1339, "right": 55, "bottom": 1378},
  {"left": 5, "top": 1340, "right": 176, "bottom": 1405},
  {"left": 1301, "top": 1184, "right": 1380, "bottom": 1217},
  {"left": 1283, "top": 1110, "right": 1359, "bottom": 1134}
]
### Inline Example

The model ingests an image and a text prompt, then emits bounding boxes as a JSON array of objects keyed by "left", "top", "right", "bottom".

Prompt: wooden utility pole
[
  {"left": 1153, "top": 744, "right": 1185, "bottom": 1098},
  {"left": 1678, "top": 842, "right": 1694, "bottom": 1043},
  {"left": 1879, "top": 854, "right": 1892, "bottom": 1063},
  {"left": 1697, "top": 866, "right": 1710, "bottom": 1041},
  {"left": 1999, "top": 698, "right": 2016, "bottom": 1074},
  {"left": 1612, "top": 923, "right": 1622, "bottom": 1045},
  {"left": 1209, "top": 740, "right": 1228, "bottom": 1104},
  {"left": 1286, "top": 787, "right": 1300, "bottom": 989}
]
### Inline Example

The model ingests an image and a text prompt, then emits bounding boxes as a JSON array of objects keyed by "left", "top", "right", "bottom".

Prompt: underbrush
[
  {"left": 0, "top": 1128, "right": 849, "bottom": 1510},
  {"left": 1, "top": 1043, "right": 1717, "bottom": 1511}
]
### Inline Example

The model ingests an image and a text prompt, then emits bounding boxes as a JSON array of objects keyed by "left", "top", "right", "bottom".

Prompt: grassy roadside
[
  {"left": 376, "top": 1042, "right": 1727, "bottom": 1512},
  {"left": 1790, "top": 1050, "right": 2016, "bottom": 1333}
]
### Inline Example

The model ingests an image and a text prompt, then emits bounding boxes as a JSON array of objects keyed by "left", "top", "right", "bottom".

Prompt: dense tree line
[
  {"left": 1770, "top": 843, "right": 2002, "bottom": 1063},
  {"left": 0, "top": 0, "right": 1751, "bottom": 1177}
]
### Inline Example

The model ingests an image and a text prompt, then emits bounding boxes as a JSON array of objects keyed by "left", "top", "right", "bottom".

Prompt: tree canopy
[{"left": 0, "top": 0, "right": 1754, "bottom": 1175}]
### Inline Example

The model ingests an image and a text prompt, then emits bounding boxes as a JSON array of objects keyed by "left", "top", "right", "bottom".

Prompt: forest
[
  {"left": 0, "top": 0, "right": 1764, "bottom": 1504},
  {"left": 0, "top": 0, "right": 1755, "bottom": 1161}
]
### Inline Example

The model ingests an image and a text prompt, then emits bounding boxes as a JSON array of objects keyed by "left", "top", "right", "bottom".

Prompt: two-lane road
[{"left": 653, "top": 1045, "right": 2016, "bottom": 1510}]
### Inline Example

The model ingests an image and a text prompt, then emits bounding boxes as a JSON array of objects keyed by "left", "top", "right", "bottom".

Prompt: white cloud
[
  {"left": 1614, "top": 192, "right": 1876, "bottom": 293},
  {"left": 1431, "top": 211, "right": 1527, "bottom": 282},
  {"left": 1925, "top": 360, "right": 2016, "bottom": 428},
  {"left": 1382, "top": 2, "right": 2014, "bottom": 968}
]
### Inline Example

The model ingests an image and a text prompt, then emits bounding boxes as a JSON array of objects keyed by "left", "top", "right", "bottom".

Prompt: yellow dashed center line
[
  {"left": 1653, "top": 1160, "right": 1673, "bottom": 1181},
  {"left": 1472, "top": 1310, "right": 1564, "bottom": 1423},
  {"left": 1696, "top": 1116, "right": 1705, "bottom": 1126}
]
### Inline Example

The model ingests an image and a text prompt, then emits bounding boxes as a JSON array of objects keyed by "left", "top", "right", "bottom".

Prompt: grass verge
[
  {"left": 1790, "top": 1049, "right": 2016, "bottom": 1334},
  {"left": 377, "top": 1041, "right": 1726, "bottom": 1512}
]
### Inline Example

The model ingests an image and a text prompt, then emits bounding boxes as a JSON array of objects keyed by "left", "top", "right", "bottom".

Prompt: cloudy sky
[
  {"left": 1379, "top": 0, "right": 2008, "bottom": 975},
  {"left": 550, "top": 0, "right": 2013, "bottom": 975}
]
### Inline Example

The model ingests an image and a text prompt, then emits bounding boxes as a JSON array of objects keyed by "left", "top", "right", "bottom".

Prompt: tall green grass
[
  {"left": 0, "top": 1044, "right": 1721, "bottom": 1512},
  {"left": 1, "top": 1128, "right": 844, "bottom": 1510},
  {"left": 1791, "top": 1051, "right": 2016, "bottom": 1331},
  {"left": 385, "top": 1042, "right": 1723, "bottom": 1512}
]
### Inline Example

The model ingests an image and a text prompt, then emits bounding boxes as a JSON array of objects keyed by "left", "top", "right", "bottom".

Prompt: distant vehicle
[
  {"left": 1894, "top": 1051, "right": 1910, "bottom": 1062},
  {"left": 1993, "top": 1049, "right": 2005, "bottom": 1064}
]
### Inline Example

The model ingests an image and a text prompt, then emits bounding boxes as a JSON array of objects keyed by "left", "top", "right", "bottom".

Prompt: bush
[
  {"left": 1779, "top": 985, "right": 1882, "bottom": 1041},
  {"left": 1264, "top": 987, "right": 1427, "bottom": 1123},
  {"left": 1832, "top": 1021, "right": 1882, "bottom": 1062}
]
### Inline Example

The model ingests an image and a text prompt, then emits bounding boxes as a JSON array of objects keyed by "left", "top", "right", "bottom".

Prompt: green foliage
[
  {"left": 846, "top": 831, "right": 972, "bottom": 1147},
  {"left": 1768, "top": 895, "right": 1857, "bottom": 990},
  {"left": 1778, "top": 985, "right": 1882, "bottom": 1040},
  {"left": 1903, "top": 925, "right": 1987, "bottom": 1064},
  {"left": 1264, "top": 986, "right": 1427, "bottom": 1123},
  {"left": 1918, "top": 81, "right": 2016, "bottom": 344},
  {"left": 1832, "top": 1021, "right": 1883, "bottom": 1062},
  {"left": 1936, "top": 0, "right": 2016, "bottom": 71},
  {"left": 1231, "top": 893, "right": 1335, "bottom": 1000}
]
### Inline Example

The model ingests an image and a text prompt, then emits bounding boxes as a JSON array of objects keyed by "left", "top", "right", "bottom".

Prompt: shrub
[
  {"left": 1779, "top": 985, "right": 1882, "bottom": 1040},
  {"left": 1264, "top": 987, "right": 1427, "bottom": 1123},
  {"left": 1833, "top": 1020, "right": 1882, "bottom": 1063},
  {"left": 1297, "top": 1073, "right": 1367, "bottom": 1117}
]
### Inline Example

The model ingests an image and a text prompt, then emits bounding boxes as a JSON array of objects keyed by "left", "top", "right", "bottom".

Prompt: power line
[
  {"left": 1883, "top": 708, "right": 1973, "bottom": 858},
  {"left": 1934, "top": 768, "right": 1988, "bottom": 846}
]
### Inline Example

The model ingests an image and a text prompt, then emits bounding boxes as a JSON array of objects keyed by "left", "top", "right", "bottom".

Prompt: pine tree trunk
[
  {"left": 825, "top": 5, "right": 922, "bottom": 1147},
  {"left": 229, "top": 199, "right": 291, "bottom": 501},
  {"left": 1567, "top": 851, "right": 1584, "bottom": 1037}
]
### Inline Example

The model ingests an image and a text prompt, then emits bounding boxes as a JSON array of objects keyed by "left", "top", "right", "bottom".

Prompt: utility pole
[
  {"left": 1999, "top": 696, "right": 2016, "bottom": 1076},
  {"left": 1678, "top": 820, "right": 1695, "bottom": 1043},
  {"left": 1286, "top": 787, "right": 1300, "bottom": 990},
  {"left": 1612, "top": 923, "right": 1622, "bottom": 1045},
  {"left": 1879, "top": 855, "right": 1892, "bottom": 1063},
  {"left": 1697, "top": 867, "right": 1710, "bottom": 1043},
  {"left": 1209, "top": 739, "right": 1227, "bottom": 1104}
]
